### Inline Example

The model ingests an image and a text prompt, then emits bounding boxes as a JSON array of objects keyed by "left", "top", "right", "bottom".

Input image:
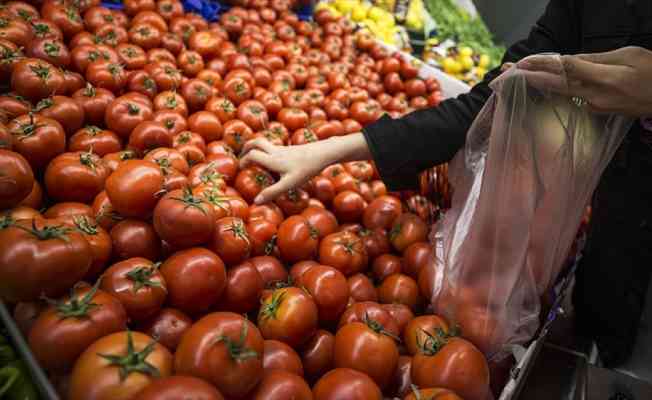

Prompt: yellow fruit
[
  {"left": 351, "top": 4, "right": 369, "bottom": 21},
  {"left": 368, "top": 6, "right": 387, "bottom": 22},
  {"left": 459, "top": 46, "right": 473, "bottom": 57},
  {"left": 336, "top": 0, "right": 356, "bottom": 14},
  {"left": 442, "top": 57, "right": 462, "bottom": 74},
  {"left": 479, "top": 54, "right": 490, "bottom": 68},
  {"left": 476, "top": 67, "right": 487, "bottom": 79},
  {"left": 459, "top": 55, "right": 474, "bottom": 71}
]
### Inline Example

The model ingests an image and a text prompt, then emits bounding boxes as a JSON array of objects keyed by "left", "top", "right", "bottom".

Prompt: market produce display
[
  {"left": 0, "top": 330, "right": 40, "bottom": 400},
  {"left": 0, "top": 0, "right": 490, "bottom": 399}
]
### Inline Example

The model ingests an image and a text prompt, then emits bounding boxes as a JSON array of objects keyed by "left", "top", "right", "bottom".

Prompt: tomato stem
[
  {"left": 45, "top": 279, "right": 102, "bottom": 319},
  {"left": 362, "top": 312, "right": 401, "bottom": 341},
  {"left": 98, "top": 331, "right": 161, "bottom": 381},
  {"left": 14, "top": 219, "right": 72, "bottom": 242},
  {"left": 170, "top": 187, "right": 208, "bottom": 215},
  {"left": 214, "top": 321, "right": 259, "bottom": 361},
  {"left": 125, "top": 263, "right": 164, "bottom": 293},
  {"left": 73, "top": 215, "right": 99, "bottom": 235},
  {"left": 259, "top": 289, "right": 285, "bottom": 320}
]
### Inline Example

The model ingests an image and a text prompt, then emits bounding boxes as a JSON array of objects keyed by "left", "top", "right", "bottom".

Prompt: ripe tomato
[
  {"left": 378, "top": 273, "right": 422, "bottom": 311},
  {"left": 17, "top": 182, "right": 43, "bottom": 210},
  {"left": 105, "top": 160, "right": 164, "bottom": 218},
  {"left": 338, "top": 301, "right": 400, "bottom": 337},
  {"left": 27, "top": 37, "right": 70, "bottom": 68},
  {"left": 173, "top": 130, "right": 205, "bottom": 152},
  {"left": 403, "top": 388, "right": 463, "bottom": 400},
  {"left": 277, "top": 215, "right": 318, "bottom": 263},
  {"left": 402, "top": 242, "right": 431, "bottom": 279},
  {"left": 101, "top": 257, "right": 167, "bottom": 321},
  {"left": 247, "top": 218, "right": 278, "bottom": 257},
  {"left": 72, "top": 84, "right": 115, "bottom": 126},
  {"left": 138, "top": 375, "right": 224, "bottom": 400},
  {"left": 372, "top": 254, "right": 402, "bottom": 282},
  {"left": 105, "top": 95, "right": 154, "bottom": 139},
  {"left": 237, "top": 99, "right": 269, "bottom": 131},
  {"left": 68, "top": 331, "right": 173, "bottom": 400},
  {"left": 318, "top": 231, "right": 368, "bottom": 276},
  {"left": 132, "top": 11, "right": 168, "bottom": 32},
  {"left": 275, "top": 188, "right": 310, "bottom": 216},
  {"left": 250, "top": 369, "right": 312, "bottom": 400},
  {"left": 187, "top": 111, "right": 223, "bottom": 142},
  {"left": 0, "top": 149, "right": 33, "bottom": 209},
  {"left": 361, "top": 195, "right": 402, "bottom": 230},
  {"left": 180, "top": 78, "right": 213, "bottom": 112},
  {"left": 348, "top": 273, "right": 378, "bottom": 302},
  {"left": 152, "top": 188, "right": 215, "bottom": 248},
  {"left": 158, "top": 247, "right": 227, "bottom": 317},
  {"left": 175, "top": 312, "right": 264, "bottom": 398},
  {"left": 102, "top": 150, "right": 137, "bottom": 173},
  {"left": 0, "top": 218, "right": 91, "bottom": 302},
  {"left": 110, "top": 219, "right": 162, "bottom": 261},
  {"left": 360, "top": 228, "right": 391, "bottom": 259},
  {"left": 137, "top": 308, "right": 192, "bottom": 352},
  {"left": 334, "top": 320, "right": 399, "bottom": 389},
  {"left": 84, "top": 6, "right": 117, "bottom": 31},
  {"left": 68, "top": 126, "right": 122, "bottom": 156},
  {"left": 92, "top": 190, "right": 121, "bottom": 231},
  {"left": 223, "top": 77, "right": 253, "bottom": 106},
  {"left": 301, "top": 206, "right": 338, "bottom": 239},
  {"left": 250, "top": 255, "right": 287, "bottom": 288},
  {"left": 144, "top": 147, "right": 189, "bottom": 175},
  {"left": 312, "top": 368, "right": 382, "bottom": 400},
  {"left": 389, "top": 213, "right": 428, "bottom": 253},
  {"left": 235, "top": 165, "right": 274, "bottom": 204},
  {"left": 249, "top": 203, "right": 285, "bottom": 226},
  {"left": 8, "top": 114, "right": 66, "bottom": 170},
  {"left": 205, "top": 97, "right": 237, "bottom": 123},
  {"left": 43, "top": 202, "right": 94, "bottom": 224},
  {"left": 72, "top": 215, "right": 112, "bottom": 280},
  {"left": 403, "top": 315, "right": 450, "bottom": 356},
  {"left": 258, "top": 287, "right": 318, "bottom": 347},
  {"left": 411, "top": 335, "right": 490, "bottom": 400},
  {"left": 44, "top": 151, "right": 110, "bottom": 203},
  {"left": 332, "top": 190, "right": 367, "bottom": 223},
  {"left": 211, "top": 216, "right": 251, "bottom": 265},
  {"left": 28, "top": 281, "right": 127, "bottom": 373},
  {"left": 11, "top": 58, "right": 65, "bottom": 101},
  {"left": 219, "top": 260, "right": 263, "bottom": 313},
  {"left": 263, "top": 339, "right": 304, "bottom": 376},
  {"left": 0, "top": 93, "right": 31, "bottom": 124},
  {"left": 85, "top": 60, "right": 127, "bottom": 93},
  {"left": 299, "top": 329, "right": 334, "bottom": 381},
  {"left": 297, "top": 264, "right": 349, "bottom": 323},
  {"left": 277, "top": 107, "right": 308, "bottom": 131},
  {"left": 0, "top": 15, "right": 32, "bottom": 48},
  {"left": 307, "top": 176, "right": 336, "bottom": 206}
]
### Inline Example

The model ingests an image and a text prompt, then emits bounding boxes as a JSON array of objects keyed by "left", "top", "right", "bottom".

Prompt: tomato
[
  {"left": 306, "top": 176, "right": 335, "bottom": 206},
  {"left": 389, "top": 213, "right": 428, "bottom": 253},
  {"left": 338, "top": 301, "right": 400, "bottom": 337},
  {"left": 403, "top": 388, "right": 463, "bottom": 400},
  {"left": 85, "top": 59, "right": 126, "bottom": 93},
  {"left": 247, "top": 218, "right": 279, "bottom": 257},
  {"left": 277, "top": 215, "right": 318, "bottom": 263},
  {"left": 16, "top": 183, "right": 42, "bottom": 212},
  {"left": 361, "top": 195, "right": 402, "bottom": 230},
  {"left": 349, "top": 100, "right": 381, "bottom": 126},
  {"left": 0, "top": 94, "right": 30, "bottom": 125},
  {"left": 297, "top": 264, "right": 349, "bottom": 324},
  {"left": 26, "top": 37, "right": 69, "bottom": 68},
  {"left": 403, "top": 314, "right": 450, "bottom": 356},
  {"left": 72, "top": 215, "right": 112, "bottom": 280},
  {"left": 249, "top": 203, "right": 285, "bottom": 226},
  {"left": 137, "top": 308, "right": 192, "bottom": 353},
  {"left": 331, "top": 171, "right": 357, "bottom": 193},
  {"left": 84, "top": 6, "right": 115, "bottom": 31},
  {"left": 68, "top": 331, "right": 173, "bottom": 400},
  {"left": 146, "top": 61, "right": 182, "bottom": 91},
  {"left": 205, "top": 97, "right": 236, "bottom": 123},
  {"left": 182, "top": 113, "right": 220, "bottom": 145},
  {"left": 372, "top": 254, "right": 401, "bottom": 282},
  {"left": 223, "top": 77, "right": 253, "bottom": 106},
  {"left": 312, "top": 368, "right": 382, "bottom": 400},
  {"left": 43, "top": 151, "right": 109, "bottom": 203},
  {"left": 334, "top": 319, "right": 399, "bottom": 389},
  {"left": 258, "top": 286, "right": 318, "bottom": 347},
  {"left": 67, "top": 126, "right": 120, "bottom": 156},
  {"left": 0, "top": 149, "right": 33, "bottom": 210},
  {"left": 144, "top": 147, "right": 189, "bottom": 175},
  {"left": 290, "top": 127, "right": 318, "bottom": 145},
  {"left": 72, "top": 85, "right": 115, "bottom": 126},
  {"left": 28, "top": 281, "right": 127, "bottom": 373},
  {"left": 102, "top": 150, "right": 137, "bottom": 173},
  {"left": 348, "top": 273, "right": 378, "bottom": 303},
  {"left": 250, "top": 255, "right": 287, "bottom": 288},
  {"left": 11, "top": 58, "right": 63, "bottom": 101},
  {"left": 138, "top": 375, "right": 224, "bottom": 400},
  {"left": 332, "top": 191, "right": 366, "bottom": 224},
  {"left": 417, "top": 260, "right": 436, "bottom": 302},
  {"left": 0, "top": 218, "right": 91, "bottom": 302},
  {"left": 8, "top": 114, "right": 66, "bottom": 171},
  {"left": 274, "top": 188, "right": 309, "bottom": 216},
  {"left": 277, "top": 107, "right": 308, "bottom": 131},
  {"left": 236, "top": 99, "right": 268, "bottom": 131},
  {"left": 318, "top": 231, "right": 368, "bottom": 276},
  {"left": 389, "top": 355, "right": 414, "bottom": 398},
  {"left": 43, "top": 202, "right": 94, "bottom": 224},
  {"left": 378, "top": 273, "right": 421, "bottom": 311},
  {"left": 180, "top": 78, "right": 213, "bottom": 113},
  {"left": 104, "top": 95, "right": 154, "bottom": 139},
  {"left": 400, "top": 242, "right": 431, "bottom": 280},
  {"left": 250, "top": 370, "right": 312, "bottom": 400},
  {"left": 153, "top": 90, "right": 188, "bottom": 118},
  {"left": 152, "top": 188, "right": 215, "bottom": 248},
  {"left": 175, "top": 312, "right": 264, "bottom": 398},
  {"left": 105, "top": 160, "right": 164, "bottom": 218},
  {"left": 172, "top": 131, "right": 204, "bottom": 154},
  {"left": 110, "top": 219, "right": 161, "bottom": 261},
  {"left": 262, "top": 340, "right": 304, "bottom": 376},
  {"left": 234, "top": 165, "right": 274, "bottom": 204},
  {"left": 126, "top": 121, "right": 170, "bottom": 155},
  {"left": 219, "top": 260, "right": 263, "bottom": 313},
  {"left": 427, "top": 91, "right": 442, "bottom": 107},
  {"left": 222, "top": 119, "right": 254, "bottom": 153},
  {"left": 301, "top": 206, "right": 338, "bottom": 239},
  {"left": 12, "top": 300, "right": 45, "bottom": 337},
  {"left": 411, "top": 335, "right": 490, "bottom": 400},
  {"left": 156, "top": 248, "right": 227, "bottom": 318},
  {"left": 211, "top": 216, "right": 251, "bottom": 265}
]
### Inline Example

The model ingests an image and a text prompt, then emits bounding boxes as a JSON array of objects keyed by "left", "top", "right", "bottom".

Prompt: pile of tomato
[{"left": 0, "top": 0, "right": 490, "bottom": 399}]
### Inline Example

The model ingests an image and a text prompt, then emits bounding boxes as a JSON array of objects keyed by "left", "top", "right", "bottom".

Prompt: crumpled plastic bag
[{"left": 429, "top": 56, "right": 634, "bottom": 362}]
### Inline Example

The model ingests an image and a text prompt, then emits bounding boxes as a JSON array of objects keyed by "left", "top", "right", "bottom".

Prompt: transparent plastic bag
[{"left": 429, "top": 56, "right": 634, "bottom": 362}]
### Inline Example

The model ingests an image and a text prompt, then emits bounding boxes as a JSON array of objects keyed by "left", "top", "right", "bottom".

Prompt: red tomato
[
  {"left": 275, "top": 188, "right": 310, "bottom": 216},
  {"left": 153, "top": 188, "right": 215, "bottom": 248},
  {"left": 211, "top": 217, "right": 252, "bottom": 265},
  {"left": 389, "top": 213, "right": 428, "bottom": 253},
  {"left": 372, "top": 254, "right": 402, "bottom": 282},
  {"left": 312, "top": 368, "right": 382, "bottom": 400},
  {"left": 137, "top": 376, "right": 225, "bottom": 400},
  {"left": 338, "top": 301, "right": 400, "bottom": 338},
  {"left": 362, "top": 195, "right": 402, "bottom": 230},
  {"left": 348, "top": 273, "right": 378, "bottom": 303},
  {"left": 104, "top": 95, "right": 154, "bottom": 139},
  {"left": 105, "top": 160, "right": 164, "bottom": 218},
  {"left": 175, "top": 312, "right": 264, "bottom": 398},
  {"left": 205, "top": 97, "right": 237, "bottom": 123},
  {"left": 160, "top": 247, "right": 227, "bottom": 316},
  {"left": 8, "top": 114, "right": 66, "bottom": 170},
  {"left": 68, "top": 126, "right": 122, "bottom": 156},
  {"left": 11, "top": 58, "right": 64, "bottom": 101},
  {"left": 71, "top": 215, "right": 112, "bottom": 280},
  {"left": 220, "top": 260, "right": 264, "bottom": 313},
  {"left": 0, "top": 149, "right": 34, "bottom": 209},
  {"left": 277, "top": 107, "right": 308, "bottom": 131},
  {"left": 277, "top": 215, "right": 318, "bottom": 263},
  {"left": 301, "top": 206, "right": 338, "bottom": 239},
  {"left": 318, "top": 231, "right": 368, "bottom": 276},
  {"left": 401, "top": 241, "right": 431, "bottom": 279},
  {"left": 0, "top": 218, "right": 92, "bottom": 302},
  {"left": 332, "top": 190, "right": 367, "bottom": 223},
  {"left": 378, "top": 273, "right": 421, "bottom": 311},
  {"left": 403, "top": 314, "right": 450, "bottom": 356},
  {"left": 110, "top": 219, "right": 162, "bottom": 261},
  {"left": 258, "top": 287, "right": 319, "bottom": 347},
  {"left": 222, "top": 119, "right": 254, "bottom": 153},
  {"left": 68, "top": 331, "right": 172, "bottom": 400},
  {"left": 101, "top": 257, "right": 167, "bottom": 321},
  {"left": 43, "top": 202, "right": 94, "bottom": 224},
  {"left": 187, "top": 111, "right": 223, "bottom": 142},
  {"left": 72, "top": 85, "right": 115, "bottom": 126},
  {"left": 262, "top": 339, "right": 304, "bottom": 376},
  {"left": 247, "top": 218, "right": 279, "bottom": 257},
  {"left": 250, "top": 370, "right": 312, "bottom": 400},
  {"left": 234, "top": 165, "right": 275, "bottom": 204},
  {"left": 250, "top": 255, "right": 288, "bottom": 287},
  {"left": 44, "top": 151, "right": 110, "bottom": 203},
  {"left": 249, "top": 203, "right": 285, "bottom": 226},
  {"left": 297, "top": 264, "right": 349, "bottom": 324}
]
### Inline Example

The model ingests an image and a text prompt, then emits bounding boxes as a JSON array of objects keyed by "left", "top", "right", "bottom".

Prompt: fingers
[
  {"left": 517, "top": 54, "right": 564, "bottom": 74},
  {"left": 574, "top": 47, "right": 634, "bottom": 65},
  {"left": 240, "top": 137, "right": 276, "bottom": 157},
  {"left": 560, "top": 55, "right": 623, "bottom": 86},
  {"left": 240, "top": 149, "right": 274, "bottom": 170},
  {"left": 500, "top": 62, "right": 514, "bottom": 73},
  {"left": 254, "top": 174, "right": 302, "bottom": 204},
  {"left": 519, "top": 70, "right": 570, "bottom": 94}
]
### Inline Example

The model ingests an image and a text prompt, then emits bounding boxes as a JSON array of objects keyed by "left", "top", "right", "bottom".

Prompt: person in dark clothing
[{"left": 240, "top": 0, "right": 652, "bottom": 367}]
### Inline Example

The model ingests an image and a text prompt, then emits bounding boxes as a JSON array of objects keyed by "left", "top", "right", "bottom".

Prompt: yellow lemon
[
  {"left": 459, "top": 55, "right": 475, "bottom": 71},
  {"left": 478, "top": 54, "right": 490, "bottom": 68},
  {"left": 459, "top": 46, "right": 473, "bottom": 57},
  {"left": 351, "top": 4, "right": 369, "bottom": 21}
]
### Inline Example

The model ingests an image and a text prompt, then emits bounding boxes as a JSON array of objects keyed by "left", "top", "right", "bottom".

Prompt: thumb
[{"left": 561, "top": 55, "right": 626, "bottom": 86}]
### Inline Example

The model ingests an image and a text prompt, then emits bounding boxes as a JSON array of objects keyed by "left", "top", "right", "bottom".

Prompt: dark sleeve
[{"left": 362, "top": 0, "right": 582, "bottom": 190}]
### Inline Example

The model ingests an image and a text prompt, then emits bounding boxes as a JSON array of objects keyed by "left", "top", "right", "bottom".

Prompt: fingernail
[
  {"left": 516, "top": 59, "right": 532, "bottom": 69},
  {"left": 254, "top": 195, "right": 264, "bottom": 204}
]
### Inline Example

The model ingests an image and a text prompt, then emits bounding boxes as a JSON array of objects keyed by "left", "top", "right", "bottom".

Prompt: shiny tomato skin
[
  {"left": 187, "top": 111, "right": 223, "bottom": 142},
  {"left": 153, "top": 188, "right": 215, "bottom": 248},
  {"left": 160, "top": 247, "right": 227, "bottom": 316},
  {"left": 347, "top": 273, "right": 378, "bottom": 303},
  {"left": 28, "top": 283, "right": 127, "bottom": 373},
  {"left": 68, "top": 126, "right": 122, "bottom": 156},
  {"left": 222, "top": 119, "right": 254, "bottom": 153},
  {"left": 300, "top": 329, "right": 334, "bottom": 382},
  {"left": 43, "top": 202, "right": 94, "bottom": 224},
  {"left": 258, "top": 287, "right": 318, "bottom": 347},
  {"left": 137, "top": 375, "right": 224, "bottom": 400},
  {"left": 73, "top": 85, "right": 115, "bottom": 126},
  {"left": 110, "top": 219, "right": 161, "bottom": 261},
  {"left": 338, "top": 301, "right": 399, "bottom": 337},
  {"left": 401, "top": 242, "right": 431, "bottom": 279},
  {"left": 389, "top": 213, "right": 428, "bottom": 253},
  {"left": 362, "top": 195, "right": 403, "bottom": 230},
  {"left": 372, "top": 254, "right": 402, "bottom": 282},
  {"left": 11, "top": 58, "right": 64, "bottom": 101},
  {"left": 219, "top": 260, "right": 264, "bottom": 313},
  {"left": 297, "top": 264, "right": 349, "bottom": 324},
  {"left": 249, "top": 203, "right": 285, "bottom": 227},
  {"left": 301, "top": 206, "right": 338, "bottom": 239},
  {"left": 307, "top": 176, "right": 336, "bottom": 207},
  {"left": 72, "top": 215, "right": 112, "bottom": 280},
  {"left": 211, "top": 216, "right": 251, "bottom": 266},
  {"left": 68, "top": 331, "right": 173, "bottom": 400},
  {"left": 105, "top": 160, "right": 164, "bottom": 218},
  {"left": 0, "top": 149, "right": 34, "bottom": 209},
  {"left": 318, "top": 231, "right": 368, "bottom": 276},
  {"left": 247, "top": 218, "right": 279, "bottom": 257},
  {"left": 101, "top": 257, "right": 167, "bottom": 321},
  {"left": 174, "top": 312, "right": 264, "bottom": 399},
  {"left": 378, "top": 273, "right": 421, "bottom": 312},
  {"left": 136, "top": 308, "right": 193, "bottom": 352},
  {"left": 312, "top": 368, "right": 382, "bottom": 400},
  {"left": 263, "top": 339, "right": 304, "bottom": 376},
  {"left": 44, "top": 151, "right": 110, "bottom": 203},
  {"left": 234, "top": 165, "right": 274, "bottom": 204},
  {"left": 251, "top": 370, "right": 312, "bottom": 400},
  {"left": 277, "top": 215, "right": 319, "bottom": 263},
  {"left": 8, "top": 114, "right": 66, "bottom": 171},
  {"left": 332, "top": 191, "right": 367, "bottom": 224},
  {"left": 104, "top": 95, "right": 154, "bottom": 139},
  {"left": 0, "top": 218, "right": 92, "bottom": 302},
  {"left": 411, "top": 337, "right": 490, "bottom": 400},
  {"left": 403, "top": 315, "right": 450, "bottom": 356}
]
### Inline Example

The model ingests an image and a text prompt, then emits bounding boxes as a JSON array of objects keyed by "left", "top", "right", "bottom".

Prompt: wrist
[{"left": 326, "top": 133, "right": 371, "bottom": 164}]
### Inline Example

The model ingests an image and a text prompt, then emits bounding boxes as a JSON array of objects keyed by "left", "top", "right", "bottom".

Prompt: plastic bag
[{"left": 429, "top": 56, "right": 634, "bottom": 362}]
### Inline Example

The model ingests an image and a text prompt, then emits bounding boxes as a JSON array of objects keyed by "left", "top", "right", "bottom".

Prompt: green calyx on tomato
[
  {"left": 108, "top": 63, "right": 123, "bottom": 77},
  {"left": 32, "top": 23, "right": 51, "bottom": 38},
  {"left": 162, "top": 4, "right": 172, "bottom": 11},
  {"left": 170, "top": 187, "right": 208, "bottom": 215},
  {"left": 0, "top": 215, "right": 15, "bottom": 230},
  {"left": 65, "top": 7, "right": 81, "bottom": 23},
  {"left": 213, "top": 321, "right": 258, "bottom": 361},
  {"left": 83, "top": 83, "right": 97, "bottom": 97},
  {"left": 225, "top": 220, "right": 250, "bottom": 245},
  {"left": 80, "top": 150, "right": 99, "bottom": 171},
  {"left": 1, "top": 45, "right": 22, "bottom": 63},
  {"left": 388, "top": 223, "right": 402, "bottom": 241},
  {"left": 103, "top": 14, "right": 114, "bottom": 22},
  {"left": 255, "top": 173, "right": 270, "bottom": 188},
  {"left": 44, "top": 42, "right": 60, "bottom": 57},
  {"left": 29, "top": 63, "right": 51, "bottom": 81},
  {"left": 335, "top": 238, "right": 361, "bottom": 255},
  {"left": 305, "top": 129, "right": 317, "bottom": 143},
  {"left": 363, "top": 313, "right": 400, "bottom": 341},
  {"left": 84, "top": 125, "right": 102, "bottom": 136},
  {"left": 0, "top": 18, "right": 8, "bottom": 29},
  {"left": 165, "top": 95, "right": 177, "bottom": 108},
  {"left": 119, "top": 150, "right": 137, "bottom": 161},
  {"left": 259, "top": 289, "right": 285, "bottom": 320},
  {"left": 264, "top": 235, "right": 277, "bottom": 256},
  {"left": 73, "top": 215, "right": 99, "bottom": 235},
  {"left": 125, "top": 263, "right": 164, "bottom": 293},
  {"left": 144, "top": 78, "right": 156, "bottom": 90},
  {"left": 221, "top": 101, "right": 234, "bottom": 112},
  {"left": 202, "top": 190, "right": 233, "bottom": 214},
  {"left": 97, "top": 330, "right": 161, "bottom": 381},
  {"left": 200, "top": 168, "right": 224, "bottom": 186},
  {"left": 416, "top": 327, "right": 458, "bottom": 356},
  {"left": 16, "top": 219, "right": 73, "bottom": 242},
  {"left": 16, "top": 10, "right": 34, "bottom": 22},
  {"left": 46, "top": 279, "right": 102, "bottom": 318},
  {"left": 127, "top": 103, "right": 140, "bottom": 115},
  {"left": 34, "top": 98, "right": 53, "bottom": 112}
]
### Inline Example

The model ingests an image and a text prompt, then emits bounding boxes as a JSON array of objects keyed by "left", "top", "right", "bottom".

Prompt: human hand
[
  {"left": 516, "top": 47, "right": 652, "bottom": 117},
  {"left": 239, "top": 133, "right": 371, "bottom": 204}
]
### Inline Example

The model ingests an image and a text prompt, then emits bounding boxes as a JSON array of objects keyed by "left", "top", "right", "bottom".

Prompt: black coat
[{"left": 364, "top": 0, "right": 652, "bottom": 367}]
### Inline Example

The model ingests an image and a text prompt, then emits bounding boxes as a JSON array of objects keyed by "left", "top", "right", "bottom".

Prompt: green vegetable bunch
[{"left": 0, "top": 331, "right": 40, "bottom": 400}]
